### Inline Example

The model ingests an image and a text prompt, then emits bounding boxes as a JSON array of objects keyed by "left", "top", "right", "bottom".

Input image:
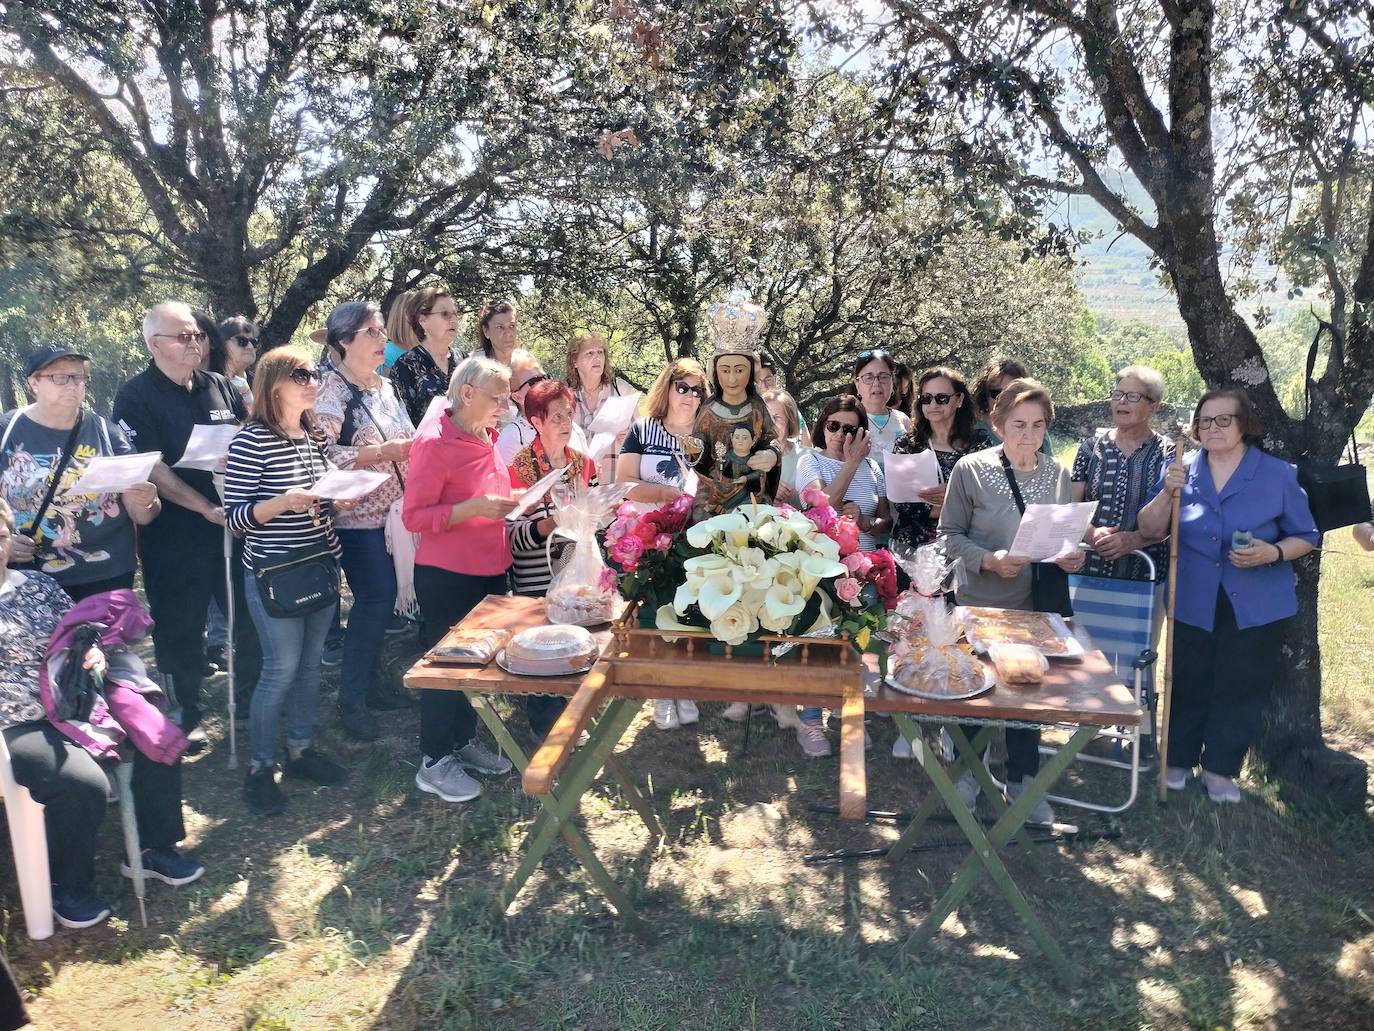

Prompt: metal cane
[
  {"left": 223, "top": 524, "right": 239, "bottom": 770},
  {"left": 1156, "top": 437, "right": 1187, "bottom": 802}
]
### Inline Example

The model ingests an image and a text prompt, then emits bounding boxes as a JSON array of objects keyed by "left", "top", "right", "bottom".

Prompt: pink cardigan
[{"left": 402, "top": 409, "right": 513, "bottom": 576}]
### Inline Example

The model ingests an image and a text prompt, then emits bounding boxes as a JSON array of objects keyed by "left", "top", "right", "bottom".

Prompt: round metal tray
[
  {"left": 494, "top": 648, "right": 598, "bottom": 678},
  {"left": 884, "top": 664, "right": 995, "bottom": 701}
]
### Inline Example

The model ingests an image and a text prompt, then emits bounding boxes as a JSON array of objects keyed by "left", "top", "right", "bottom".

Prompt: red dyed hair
[{"left": 525, "top": 378, "right": 575, "bottom": 423}]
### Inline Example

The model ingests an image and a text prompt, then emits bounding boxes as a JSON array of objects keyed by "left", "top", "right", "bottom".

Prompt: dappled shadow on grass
[{"left": 3, "top": 661, "right": 1373, "bottom": 1028}]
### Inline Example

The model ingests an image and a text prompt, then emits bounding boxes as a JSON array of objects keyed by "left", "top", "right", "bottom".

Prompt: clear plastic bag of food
[
  {"left": 988, "top": 642, "right": 1048, "bottom": 685},
  {"left": 545, "top": 482, "right": 634, "bottom": 626}
]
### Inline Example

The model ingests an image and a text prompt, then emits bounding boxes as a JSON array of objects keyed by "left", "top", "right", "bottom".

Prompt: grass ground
[{"left": 3, "top": 546, "right": 1372, "bottom": 1031}]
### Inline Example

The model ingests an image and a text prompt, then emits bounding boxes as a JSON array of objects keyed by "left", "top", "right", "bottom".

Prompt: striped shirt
[
  {"left": 795, "top": 450, "right": 887, "bottom": 551},
  {"left": 224, "top": 423, "right": 340, "bottom": 569}
]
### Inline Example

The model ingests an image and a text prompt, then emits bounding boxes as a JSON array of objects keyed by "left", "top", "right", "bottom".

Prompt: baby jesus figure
[{"left": 719, "top": 426, "right": 764, "bottom": 500}]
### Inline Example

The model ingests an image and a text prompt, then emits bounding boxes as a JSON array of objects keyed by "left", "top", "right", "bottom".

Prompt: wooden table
[{"left": 405, "top": 595, "right": 1141, "bottom": 977}]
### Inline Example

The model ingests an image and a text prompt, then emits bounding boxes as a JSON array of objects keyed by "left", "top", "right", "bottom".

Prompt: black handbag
[
  {"left": 1297, "top": 321, "right": 1371, "bottom": 532},
  {"left": 999, "top": 452, "right": 1074, "bottom": 617},
  {"left": 253, "top": 540, "right": 340, "bottom": 618}
]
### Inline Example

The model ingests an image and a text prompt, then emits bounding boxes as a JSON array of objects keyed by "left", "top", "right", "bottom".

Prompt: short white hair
[
  {"left": 1115, "top": 364, "right": 1166, "bottom": 403},
  {"left": 448, "top": 355, "right": 509, "bottom": 409},
  {"left": 508, "top": 348, "right": 541, "bottom": 379},
  {"left": 142, "top": 301, "right": 195, "bottom": 343}
]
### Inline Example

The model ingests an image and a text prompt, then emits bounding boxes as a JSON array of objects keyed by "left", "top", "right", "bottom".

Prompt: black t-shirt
[{"left": 112, "top": 362, "right": 245, "bottom": 533}]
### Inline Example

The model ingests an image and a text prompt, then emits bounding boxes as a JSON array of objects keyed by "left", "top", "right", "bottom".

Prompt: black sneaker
[
  {"left": 338, "top": 704, "right": 380, "bottom": 742},
  {"left": 122, "top": 847, "right": 205, "bottom": 887},
  {"left": 244, "top": 766, "right": 286, "bottom": 815},
  {"left": 385, "top": 613, "right": 414, "bottom": 636},
  {"left": 206, "top": 644, "right": 226, "bottom": 669},
  {"left": 284, "top": 747, "right": 347, "bottom": 786},
  {"left": 183, "top": 727, "right": 209, "bottom": 756},
  {"left": 53, "top": 885, "right": 112, "bottom": 929},
  {"left": 321, "top": 639, "right": 344, "bottom": 667},
  {"left": 365, "top": 684, "right": 416, "bottom": 711}
]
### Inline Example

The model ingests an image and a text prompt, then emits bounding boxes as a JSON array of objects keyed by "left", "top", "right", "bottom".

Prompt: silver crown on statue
[{"left": 706, "top": 294, "right": 767, "bottom": 358}]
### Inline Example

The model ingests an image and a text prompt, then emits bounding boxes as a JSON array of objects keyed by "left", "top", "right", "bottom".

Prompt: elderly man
[{"left": 112, "top": 302, "right": 248, "bottom": 745}]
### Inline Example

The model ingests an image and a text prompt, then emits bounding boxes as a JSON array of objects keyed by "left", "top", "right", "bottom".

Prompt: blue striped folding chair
[{"left": 1040, "top": 550, "right": 1161, "bottom": 814}]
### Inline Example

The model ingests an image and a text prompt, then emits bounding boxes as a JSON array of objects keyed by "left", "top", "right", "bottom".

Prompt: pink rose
[
  {"left": 605, "top": 517, "right": 633, "bottom": 546},
  {"left": 804, "top": 505, "right": 837, "bottom": 533},
  {"left": 801, "top": 486, "right": 831, "bottom": 509},
  {"left": 616, "top": 501, "right": 637, "bottom": 520},
  {"left": 633, "top": 521, "right": 658, "bottom": 543},
  {"left": 776, "top": 503, "right": 797, "bottom": 517},
  {"left": 611, "top": 534, "right": 645, "bottom": 570},
  {"left": 653, "top": 533, "right": 673, "bottom": 552},
  {"left": 828, "top": 517, "right": 860, "bottom": 556},
  {"left": 842, "top": 552, "right": 873, "bottom": 577},
  {"left": 835, "top": 576, "right": 862, "bottom": 605},
  {"left": 598, "top": 567, "right": 619, "bottom": 593}
]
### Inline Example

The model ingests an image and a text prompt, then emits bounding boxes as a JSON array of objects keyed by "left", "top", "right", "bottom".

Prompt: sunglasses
[
  {"left": 289, "top": 367, "right": 323, "bottom": 385},
  {"left": 153, "top": 331, "right": 208, "bottom": 346},
  {"left": 515, "top": 373, "right": 549, "bottom": 392},
  {"left": 825, "top": 419, "right": 859, "bottom": 436},
  {"left": 919, "top": 392, "right": 954, "bottom": 406},
  {"left": 1197, "top": 413, "right": 1237, "bottom": 430},
  {"left": 231, "top": 334, "right": 258, "bottom": 348},
  {"left": 673, "top": 380, "right": 706, "bottom": 400}
]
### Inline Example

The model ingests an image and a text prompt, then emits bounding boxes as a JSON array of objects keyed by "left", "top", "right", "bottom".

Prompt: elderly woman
[
  {"left": 567, "top": 333, "right": 633, "bottom": 480},
  {"left": 474, "top": 299, "right": 519, "bottom": 367},
  {"left": 0, "top": 498, "right": 201, "bottom": 929},
  {"left": 225, "top": 346, "right": 350, "bottom": 816},
  {"left": 316, "top": 301, "right": 417, "bottom": 742},
  {"left": 938, "top": 379, "right": 1085, "bottom": 824},
  {"left": 390, "top": 286, "right": 463, "bottom": 427},
  {"left": 890, "top": 366, "right": 994, "bottom": 554},
  {"left": 763, "top": 389, "right": 808, "bottom": 505},
  {"left": 0, "top": 343, "right": 160, "bottom": 601},
  {"left": 851, "top": 349, "right": 911, "bottom": 454},
  {"left": 1071, "top": 366, "right": 1175, "bottom": 581},
  {"left": 1138, "top": 388, "right": 1318, "bottom": 804},
  {"left": 617, "top": 358, "right": 706, "bottom": 729},
  {"left": 497, "top": 349, "right": 550, "bottom": 464},
  {"left": 403, "top": 356, "right": 517, "bottom": 802},
  {"left": 212, "top": 315, "right": 259, "bottom": 406},
  {"left": 508, "top": 379, "right": 598, "bottom": 740}
]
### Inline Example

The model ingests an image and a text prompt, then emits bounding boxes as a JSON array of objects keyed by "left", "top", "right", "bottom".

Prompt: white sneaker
[
  {"left": 722, "top": 701, "right": 750, "bottom": 722},
  {"left": 1007, "top": 775, "right": 1055, "bottom": 826},
  {"left": 955, "top": 769, "right": 981, "bottom": 810},
  {"left": 892, "top": 734, "right": 915, "bottom": 760},
  {"left": 415, "top": 754, "right": 482, "bottom": 803},
  {"left": 676, "top": 699, "right": 700, "bottom": 725},
  {"left": 455, "top": 738, "right": 513, "bottom": 776},
  {"left": 771, "top": 704, "right": 801, "bottom": 729},
  {"left": 653, "top": 699, "right": 680, "bottom": 730},
  {"left": 1165, "top": 765, "right": 1192, "bottom": 791},
  {"left": 1202, "top": 770, "right": 1241, "bottom": 804}
]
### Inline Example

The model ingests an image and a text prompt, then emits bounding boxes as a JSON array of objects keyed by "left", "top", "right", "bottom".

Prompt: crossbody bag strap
[
  {"left": 339, "top": 376, "right": 405, "bottom": 488},
  {"left": 24, "top": 413, "right": 85, "bottom": 546},
  {"left": 999, "top": 449, "right": 1027, "bottom": 515}
]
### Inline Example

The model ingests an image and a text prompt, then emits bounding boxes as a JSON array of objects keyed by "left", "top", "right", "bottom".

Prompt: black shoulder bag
[
  {"left": 252, "top": 437, "right": 340, "bottom": 618},
  {"left": 338, "top": 377, "right": 406, "bottom": 488},
  {"left": 1296, "top": 320, "right": 1371, "bottom": 532},
  {"left": 999, "top": 451, "right": 1074, "bottom": 617},
  {"left": 3, "top": 411, "right": 84, "bottom": 570}
]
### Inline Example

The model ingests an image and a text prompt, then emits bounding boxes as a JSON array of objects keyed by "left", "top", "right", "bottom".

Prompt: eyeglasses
[
  {"left": 34, "top": 372, "right": 88, "bottom": 386},
  {"left": 515, "top": 373, "right": 549, "bottom": 392},
  {"left": 289, "top": 367, "right": 323, "bottom": 385},
  {"left": 825, "top": 420, "right": 859, "bottom": 436},
  {"left": 1110, "top": 389, "right": 1153, "bottom": 403},
  {"left": 673, "top": 380, "right": 706, "bottom": 400},
  {"left": 919, "top": 392, "right": 954, "bottom": 406},
  {"left": 1197, "top": 413, "right": 1237, "bottom": 430},
  {"left": 858, "top": 373, "right": 893, "bottom": 386},
  {"left": 348, "top": 326, "right": 386, "bottom": 341},
  {"left": 422, "top": 309, "right": 460, "bottom": 322},
  {"left": 153, "top": 331, "right": 208, "bottom": 346},
  {"left": 231, "top": 335, "right": 258, "bottom": 348}
]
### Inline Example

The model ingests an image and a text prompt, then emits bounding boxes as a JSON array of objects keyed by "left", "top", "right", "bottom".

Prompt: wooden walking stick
[{"left": 1157, "top": 437, "right": 1187, "bottom": 802}]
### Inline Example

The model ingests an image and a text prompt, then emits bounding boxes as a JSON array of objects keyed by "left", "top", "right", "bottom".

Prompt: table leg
[
  {"left": 605, "top": 752, "right": 664, "bottom": 841},
  {"left": 886, "top": 717, "right": 994, "bottom": 863},
  {"left": 901, "top": 725, "right": 1097, "bottom": 982},
  {"left": 944, "top": 723, "right": 1039, "bottom": 864},
  {"left": 493, "top": 697, "right": 646, "bottom": 931}
]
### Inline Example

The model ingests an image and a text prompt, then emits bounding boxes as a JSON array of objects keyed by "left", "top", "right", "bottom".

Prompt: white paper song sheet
[
  {"left": 174, "top": 424, "right": 240, "bottom": 471},
  {"left": 310, "top": 469, "right": 391, "bottom": 501},
  {"left": 883, "top": 449, "right": 942, "bottom": 503},
  {"left": 505, "top": 465, "right": 568, "bottom": 521},
  {"left": 585, "top": 392, "right": 640, "bottom": 436},
  {"left": 587, "top": 432, "right": 616, "bottom": 462},
  {"left": 1008, "top": 501, "right": 1100, "bottom": 562},
  {"left": 69, "top": 452, "right": 162, "bottom": 495}
]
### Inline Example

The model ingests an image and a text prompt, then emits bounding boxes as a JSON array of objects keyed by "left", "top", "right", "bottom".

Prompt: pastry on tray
[
  {"left": 958, "top": 607, "right": 1074, "bottom": 656},
  {"left": 502, "top": 624, "right": 600, "bottom": 676},
  {"left": 426, "top": 628, "right": 509, "bottom": 666},
  {"left": 546, "top": 584, "right": 617, "bottom": 626},
  {"left": 889, "top": 639, "right": 988, "bottom": 699},
  {"left": 989, "top": 642, "right": 1047, "bottom": 685}
]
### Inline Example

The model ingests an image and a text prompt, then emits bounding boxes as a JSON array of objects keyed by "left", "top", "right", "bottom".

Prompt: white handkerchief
[{"left": 69, "top": 452, "right": 162, "bottom": 495}]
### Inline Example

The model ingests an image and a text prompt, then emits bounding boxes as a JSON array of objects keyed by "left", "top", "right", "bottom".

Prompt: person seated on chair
[{"left": 0, "top": 497, "right": 203, "bottom": 931}]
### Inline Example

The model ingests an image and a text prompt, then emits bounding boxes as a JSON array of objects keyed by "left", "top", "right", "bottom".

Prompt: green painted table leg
[
  {"left": 493, "top": 697, "right": 642, "bottom": 922},
  {"left": 902, "top": 725, "right": 1097, "bottom": 982},
  {"left": 944, "top": 723, "right": 1039, "bottom": 864},
  {"left": 887, "top": 717, "right": 994, "bottom": 863},
  {"left": 606, "top": 752, "right": 663, "bottom": 841}
]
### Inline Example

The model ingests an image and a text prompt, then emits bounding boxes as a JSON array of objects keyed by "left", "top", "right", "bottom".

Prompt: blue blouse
[{"left": 1146, "top": 446, "right": 1319, "bottom": 632}]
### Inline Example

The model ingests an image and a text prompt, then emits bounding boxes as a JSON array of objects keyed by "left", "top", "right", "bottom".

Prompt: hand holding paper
[
  {"left": 1008, "top": 501, "right": 1099, "bottom": 562},
  {"left": 310, "top": 469, "right": 391, "bottom": 501},
  {"left": 585, "top": 392, "right": 640, "bottom": 436},
  {"left": 505, "top": 465, "right": 568, "bottom": 521},
  {"left": 883, "top": 449, "right": 941, "bottom": 503},
  {"left": 174, "top": 424, "right": 240, "bottom": 472},
  {"left": 69, "top": 452, "right": 162, "bottom": 495}
]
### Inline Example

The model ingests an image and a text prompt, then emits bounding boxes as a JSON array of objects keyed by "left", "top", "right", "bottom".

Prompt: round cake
[
  {"left": 504, "top": 624, "right": 598, "bottom": 675},
  {"left": 547, "top": 584, "right": 617, "bottom": 626}
]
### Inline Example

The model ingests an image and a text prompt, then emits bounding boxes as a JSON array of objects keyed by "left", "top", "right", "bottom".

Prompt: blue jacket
[{"left": 1147, "top": 446, "right": 1319, "bottom": 631}]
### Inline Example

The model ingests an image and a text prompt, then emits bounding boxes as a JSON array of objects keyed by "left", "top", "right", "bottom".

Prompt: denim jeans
[
  {"left": 337, "top": 528, "right": 397, "bottom": 709},
  {"left": 243, "top": 569, "right": 334, "bottom": 767}
]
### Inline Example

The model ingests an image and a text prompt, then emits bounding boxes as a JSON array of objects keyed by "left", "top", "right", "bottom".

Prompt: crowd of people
[{"left": 0, "top": 292, "right": 1334, "bottom": 932}]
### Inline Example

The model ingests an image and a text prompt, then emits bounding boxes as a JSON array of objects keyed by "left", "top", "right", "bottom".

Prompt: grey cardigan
[{"left": 937, "top": 445, "right": 1074, "bottom": 610}]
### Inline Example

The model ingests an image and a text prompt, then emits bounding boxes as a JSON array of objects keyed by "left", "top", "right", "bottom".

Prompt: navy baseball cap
[{"left": 24, "top": 343, "right": 89, "bottom": 377}]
